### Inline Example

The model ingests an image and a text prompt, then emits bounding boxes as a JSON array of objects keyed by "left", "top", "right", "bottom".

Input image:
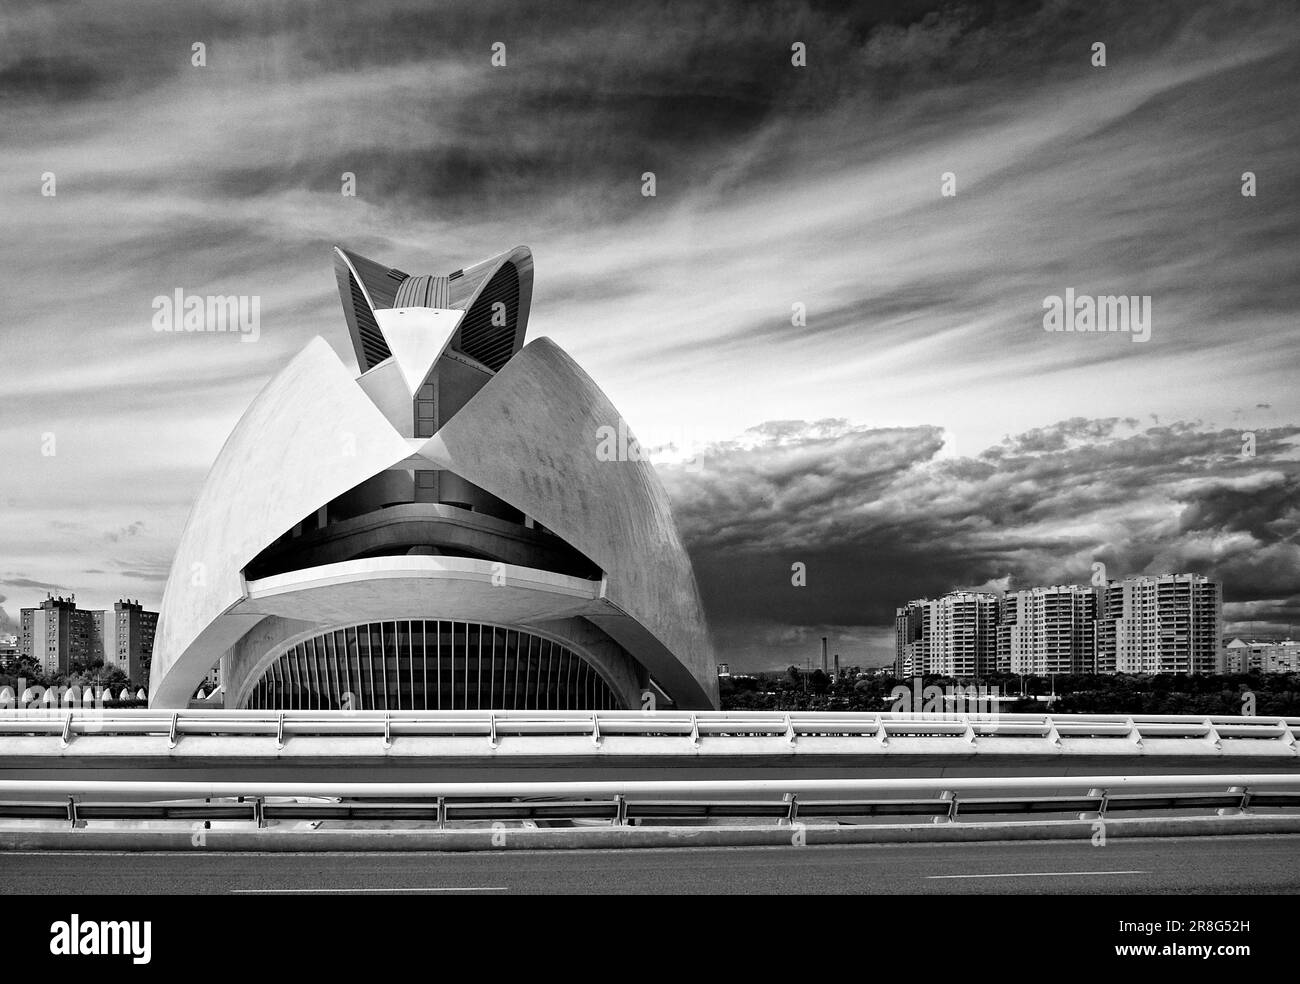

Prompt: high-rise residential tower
[
  {"left": 999, "top": 585, "right": 1098, "bottom": 675},
  {"left": 1095, "top": 573, "right": 1221, "bottom": 674}
]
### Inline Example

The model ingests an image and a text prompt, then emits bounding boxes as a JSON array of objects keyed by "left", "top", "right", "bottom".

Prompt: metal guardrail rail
[
  {"left": 1, "top": 775, "right": 1298, "bottom": 828},
  {"left": 0, "top": 709, "right": 1297, "bottom": 754}
]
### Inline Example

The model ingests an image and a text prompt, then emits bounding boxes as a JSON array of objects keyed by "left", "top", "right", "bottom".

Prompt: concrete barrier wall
[{"left": 3, "top": 814, "right": 1299, "bottom": 853}]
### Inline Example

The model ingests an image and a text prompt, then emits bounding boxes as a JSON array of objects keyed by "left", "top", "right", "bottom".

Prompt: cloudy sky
[{"left": 1, "top": 0, "right": 1297, "bottom": 669}]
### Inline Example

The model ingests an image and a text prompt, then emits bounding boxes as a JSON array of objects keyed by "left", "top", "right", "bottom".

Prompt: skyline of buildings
[
  {"left": 17, "top": 595, "right": 158, "bottom": 686},
  {"left": 3, "top": 570, "right": 1293, "bottom": 691},
  {"left": 896, "top": 573, "right": 1225, "bottom": 679}
]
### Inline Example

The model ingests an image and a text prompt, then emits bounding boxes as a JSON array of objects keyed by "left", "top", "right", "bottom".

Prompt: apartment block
[
  {"left": 894, "top": 599, "right": 929, "bottom": 677},
  {"left": 19, "top": 597, "right": 95, "bottom": 678},
  {"left": 96, "top": 600, "right": 159, "bottom": 686},
  {"left": 999, "top": 584, "right": 1098, "bottom": 675},
  {"left": 1223, "top": 638, "right": 1298, "bottom": 673},
  {"left": 926, "top": 591, "right": 999, "bottom": 678},
  {"left": 1095, "top": 573, "right": 1221, "bottom": 675},
  {"left": 897, "top": 572, "right": 1223, "bottom": 679},
  {"left": 19, "top": 596, "right": 158, "bottom": 685}
]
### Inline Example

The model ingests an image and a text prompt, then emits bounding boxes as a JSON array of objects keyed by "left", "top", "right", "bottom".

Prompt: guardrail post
[
  {"left": 1204, "top": 717, "right": 1222, "bottom": 749},
  {"left": 963, "top": 717, "right": 977, "bottom": 745},
  {"left": 785, "top": 793, "right": 799, "bottom": 827},
  {"left": 933, "top": 790, "right": 956, "bottom": 824},
  {"left": 615, "top": 794, "right": 627, "bottom": 826},
  {"left": 436, "top": 796, "right": 446, "bottom": 829},
  {"left": 382, "top": 713, "right": 392, "bottom": 750},
  {"left": 60, "top": 711, "right": 73, "bottom": 748},
  {"left": 1217, "top": 785, "right": 1250, "bottom": 817},
  {"left": 1126, "top": 717, "right": 1143, "bottom": 749},
  {"left": 275, "top": 713, "right": 285, "bottom": 750},
  {"left": 875, "top": 715, "right": 889, "bottom": 747},
  {"left": 1079, "top": 787, "right": 1107, "bottom": 820},
  {"left": 253, "top": 797, "right": 265, "bottom": 828},
  {"left": 689, "top": 714, "right": 699, "bottom": 747},
  {"left": 66, "top": 796, "right": 78, "bottom": 829},
  {"left": 784, "top": 714, "right": 796, "bottom": 744},
  {"left": 488, "top": 713, "right": 497, "bottom": 750},
  {"left": 1279, "top": 718, "right": 1296, "bottom": 750},
  {"left": 1043, "top": 717, "right": 1062, "bottom": 747},
  {"left": 591, "top": 715, "right": 602, "bottom": 748},
  {"left": 167, "top": 712, "right": 179, "bottom": 750}
]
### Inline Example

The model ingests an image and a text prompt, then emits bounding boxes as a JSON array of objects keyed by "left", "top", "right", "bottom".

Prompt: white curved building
[{"left": 148, "top": 246, "right": 717, "bottom": 711}]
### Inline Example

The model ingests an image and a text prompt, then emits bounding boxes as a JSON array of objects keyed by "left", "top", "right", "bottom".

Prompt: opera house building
[{"left": 147, "top": 246, "right": 717, "bottom": 711}]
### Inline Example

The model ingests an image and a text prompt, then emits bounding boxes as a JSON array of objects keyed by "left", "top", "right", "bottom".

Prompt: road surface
[{"left": 2, "top": 834, "right": 1298, "bottom": 894}]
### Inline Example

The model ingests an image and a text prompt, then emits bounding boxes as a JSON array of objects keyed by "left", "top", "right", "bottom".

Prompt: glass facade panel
[{"left": 244, "top": 620, "right": 621, "bottom": 710}]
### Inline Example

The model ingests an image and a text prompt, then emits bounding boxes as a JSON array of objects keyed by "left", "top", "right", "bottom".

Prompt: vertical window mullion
[
  {"left": 342, "top": 628, "right": 353, "bottom": 710},
  {"left": 309, "top": 637, "right": 321, "bottom": 710},
  {"left": 300, "top": 643, "right": 309, "bottom": 711},
  {"left": 326, "top": 631, "right": 338, "bottom": 710},
  {"left": 380, "top": 622, "right": 390, "bottom": 711},
  {"left": 523, "top": 633, "right": 533, "bottom": 710},
  {"left": 303, "top": 638, "right": 314, "bottom": 710},
  {"left": 511, "top": 631, "right": 520, "bottom": 710},
  {"left": 287, "top": 647, "right": 298, "bottom": 710},
  {"left": 366, "top": 625, "right": 376, "bottom": 711},
  {"left": 395, "top": 620, "right": 404, "bottom": 711},
  {"left": 352, "top": 626, "right": 361, "bottom": 710},
  {"left": 337, "top": 628, "right": 345, "bottom": 709},
  {"left": 554, "top": 652, "right": 563, "bottom": 711},
  {"left": 284, "top": 647, "right": 294, "bottom": 710},
  {"left": 476, "top": 623, "right": 483, "bottom": 709},
  {"left": 544, "top": 640, "right": 553, "bottom": 710}
]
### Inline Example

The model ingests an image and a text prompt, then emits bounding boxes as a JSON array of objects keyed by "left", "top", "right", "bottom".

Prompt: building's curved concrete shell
[
  {"left": 149, "top": 246, "right": 716, "bottom": 710},
  {"left": 418, "top": 338, "right": 715, "bottom": 708}
]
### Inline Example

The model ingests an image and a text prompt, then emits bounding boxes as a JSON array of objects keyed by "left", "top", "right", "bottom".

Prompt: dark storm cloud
[
  {"left": 0, "top": 55, "right": 106, "bottom": 101},
  {"left": 10, "top": 0, "right": 1275, "bottom": 221},
  {"left": 662, "top": 418, "right": 1300, "bottom": 668}
]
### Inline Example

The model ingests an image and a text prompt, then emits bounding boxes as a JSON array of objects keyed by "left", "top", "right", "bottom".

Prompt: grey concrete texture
[{"left": 4, "top": 813, "right": 1298, "bottom": 853}]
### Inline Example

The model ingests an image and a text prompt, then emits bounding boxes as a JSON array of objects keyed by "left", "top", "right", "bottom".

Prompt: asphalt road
[{"left": 1, "top": 834, "right": 1298, "bottom": 894}]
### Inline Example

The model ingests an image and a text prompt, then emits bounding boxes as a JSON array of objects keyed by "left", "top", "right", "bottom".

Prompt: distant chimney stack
[{"left": 821, "top": 637, "right": 828, "bottom": 673}]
